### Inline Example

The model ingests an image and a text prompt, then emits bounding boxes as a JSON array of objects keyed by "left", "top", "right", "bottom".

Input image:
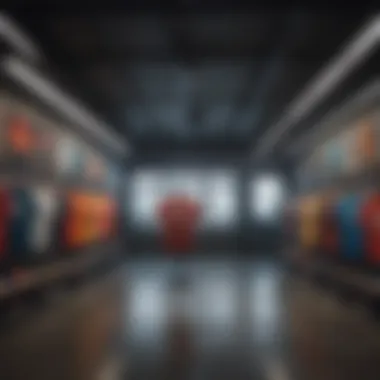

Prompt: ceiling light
[
  {"left": 0, "top": 13, "right": 41, "bottom": 63},
  {"left": 2, "top": 55, "right": 129, "bottom": 156},
  {"left": 252, "top": 14, "right": 380, "bottom": 160},
  {"left": 288, "top": 79, "right": 380, "bottom": 156}
]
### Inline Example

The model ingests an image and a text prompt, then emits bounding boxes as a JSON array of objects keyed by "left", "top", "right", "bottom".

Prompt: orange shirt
[
  {"left": 65, "top": 193, "right": 91, "bottom": 249},
  {"left": 8, "top": 116, "right": 35, "bottom": 154}
]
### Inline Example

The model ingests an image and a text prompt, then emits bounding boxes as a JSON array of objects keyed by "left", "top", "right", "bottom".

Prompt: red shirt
[
  {"left": 320, "top": 200, "right": 338, "bottom": 256},
  {"left": 361, "top": 194, "right": 380, "bottom": 265},
  {"left": 158, "top": 195, "right": 201, "bottom": 253}
]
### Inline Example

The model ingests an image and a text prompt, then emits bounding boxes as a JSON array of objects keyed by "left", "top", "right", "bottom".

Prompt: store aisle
[{"left": 1, "top": 257, "right": 380, "bottom": 380}]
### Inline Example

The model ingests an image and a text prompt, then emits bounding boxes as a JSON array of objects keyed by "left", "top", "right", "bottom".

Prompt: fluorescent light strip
[
  {"left": 0, "top": 13, "right": 41, "bottom": 63},
  {"left": 288, "top": 80, "right": 380, "bottom": 156},
  {"left": 252, "top": 14, "right": 380, "bottom": 160},
  {"left": 2, "top": 56, "right": 128, "bottom": 156}
]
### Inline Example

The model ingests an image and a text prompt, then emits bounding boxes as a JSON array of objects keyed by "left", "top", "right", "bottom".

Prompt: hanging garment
[
  {"left": 361, "top": 193, "right": 380, "bottom": 265},
  {"left": 319, "top": 194, "right": 339, "bottom": 257},
  {"left": 336, "top": 193, "right": 367, "bottom": 262},
  {"left": 64, "top": 192, "right": 89, "bottom": 250},
  {"left": 29, "top": 186, "right": 59, "bottom": 258},
  {"left": 298, "top": 195, "right": 323, "bottom": 253},
  {"left": 157, "top": 195, "right": 202, "bottom": 254},
  {"left": 9, "top": 188, "right": 36, "bottom": 264},
  {"left": 98, "top": 196, "right": 116, "bottom": 240}
]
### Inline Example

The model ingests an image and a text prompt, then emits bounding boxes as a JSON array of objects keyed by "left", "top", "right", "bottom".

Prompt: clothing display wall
[{"left": 0, "top": 90, "right": 121, "bottom": 272}]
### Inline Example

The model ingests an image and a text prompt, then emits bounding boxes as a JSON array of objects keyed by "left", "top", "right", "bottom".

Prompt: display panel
[{"left": 0, "top": 91, "right": 121, "bottom": 272}]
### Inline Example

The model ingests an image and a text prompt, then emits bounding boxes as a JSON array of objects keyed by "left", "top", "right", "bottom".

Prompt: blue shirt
[
  {"left": 336, "top": 194, "right": 366, "bottom": 261},
  {"left": 9, "top": 188, "right": 36, "bottom": 261}
]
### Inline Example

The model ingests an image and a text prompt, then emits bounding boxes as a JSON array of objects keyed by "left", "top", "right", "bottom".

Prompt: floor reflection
[
  {"left": 125, "top": 258, "right": 285, "bottom": 380},
  {"left": 3, "top": 256, "right": 380, "bottom": 380}
]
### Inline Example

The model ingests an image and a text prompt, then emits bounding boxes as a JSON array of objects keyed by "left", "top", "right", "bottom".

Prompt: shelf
[
  {"left": 315, "top": 262, "right": 380, "bottom": 298},
  {"left": 298, "top": 162, "right": 380, "bottom": 195},
  {"left": 291, "top": 254, "right": 380, "bottom": 299},
  {"left": 0, "top": 242, "right": 119, "bottom": 300}
]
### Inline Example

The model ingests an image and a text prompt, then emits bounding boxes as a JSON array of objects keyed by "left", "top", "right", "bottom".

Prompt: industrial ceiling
[{"left": 3, "top": 5, "right": 377, "bottom": 159}]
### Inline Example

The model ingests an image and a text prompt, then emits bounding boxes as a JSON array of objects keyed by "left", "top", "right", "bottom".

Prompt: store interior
[{"left": 0, "top": 6, "right": 379, "bottom": 380}]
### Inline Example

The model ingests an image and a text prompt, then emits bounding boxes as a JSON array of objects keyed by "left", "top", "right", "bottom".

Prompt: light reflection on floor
[
  {"left": 125, "top": 257, "right": 286, "bottom": 380},
  {"left": 3, "top": 256, "right": 380, "bottom": 380}
]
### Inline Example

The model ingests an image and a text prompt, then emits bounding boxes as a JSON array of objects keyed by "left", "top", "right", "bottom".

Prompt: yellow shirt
[{"left": 298, "top": 195, "right": 323, "bottom": 249}]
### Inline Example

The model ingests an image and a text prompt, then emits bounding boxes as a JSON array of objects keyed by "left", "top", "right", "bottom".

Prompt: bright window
[
  {"left": 251, "top": 175, "right": 286, "bottom": 221},
  {"left": 130, "top": 169, "right": 238, "bottom": 229},
  {"left": 205, "top": 172, "right": 238, "bottom": 228}
]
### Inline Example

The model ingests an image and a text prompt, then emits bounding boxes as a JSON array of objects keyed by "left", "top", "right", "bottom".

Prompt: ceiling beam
[
  {"left": 160, "top": 16, "right": 204, "bottom": 132},
  {"left": 47, "top": 46, "right": 331, "bottom": 67}
]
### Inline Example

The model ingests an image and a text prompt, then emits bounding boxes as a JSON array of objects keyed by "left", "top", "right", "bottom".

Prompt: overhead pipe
[
  {"left": 0, "top": 13, "right": 42, "bottom": 64},
  {"left": 1, "top": 55, "right": 129, "bottom": 156},
  {"left": 252, "top": 13, "right": 380, "bottom": 160}
]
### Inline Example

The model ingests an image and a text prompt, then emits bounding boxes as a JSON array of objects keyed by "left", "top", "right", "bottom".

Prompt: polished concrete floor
[{"left": 1, "top": 256, "right": 380, "bottom": 380}]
